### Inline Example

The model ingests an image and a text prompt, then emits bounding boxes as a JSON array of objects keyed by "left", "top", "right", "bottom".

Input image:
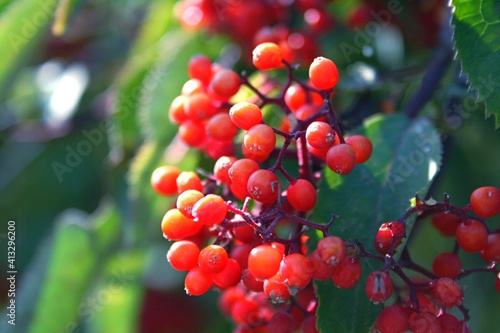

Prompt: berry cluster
[
  {"left": 152, "top": 41, "right": 499, "bottom": 332},
  {"left": 174, "top": 0, "right": 336, "bottom": 64},
  {"left": 364, "top": 187, "right": 500, "bottom": 332}
]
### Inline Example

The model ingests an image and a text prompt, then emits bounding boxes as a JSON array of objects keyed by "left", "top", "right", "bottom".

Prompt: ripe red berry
[
  {"left": 346, "top": 134, "right": 373, "bottom": 163},
  {"left": 287, "top": 179, "right": 317, "bottom": 212},
  {"left": 151, "top": 165, "right": 181, "bottom": 196},
  {"left": 306, "top": 121, "right": 336, "bottom": 150},
  {"left": 231, "top": 298, "right": 261, "bottom": 325},
  {"left": 176, "top": 189, "right": 204, "bottom": 218},
  {"left": 409, "top": 312, "right": 441, "bottom": 333},
  {"left": 432, "top": 253, "right": 462, "bottom": 278},
  {"left": 252, "top": 42, "right": 283, "bottom": 70},
  {"left": 178, "top": 119, "right": 206, "bottom": 146},
  {"left": 169, "top": 95, "right": 188, "bottom": 124},
  {"left": 455, "top": 219, "right": 488, "bottom": 253},
  {"left": 374, "top": 221, "right": 406, "bottom": 255},
  {"left": 242, "top": 269, "right": 264, "bottom": 292},
  {"left": 470, "top": 186, "right": 500, "bottom": 218},
  {"left": 176, "top": 171, "right": 203, "bottom": 193},
  {"left": 373, "top": 304, "right": 410, "bottom": 333},
  {"left": 185, "top": 266, "right": 213, "bottom": 296},
  {"left": 279, "top": 253, "right": 314, "bottom": 291},
  {"left": 192, "top": 194, "right": 228, "bottom": 226},
  {"left": 267, "top": 311, "right": 295, "bottom": 333},
  {"left": 309, "top": 56, "right": 339, "bottom": 90},
  {"left": 167, "top": 241, "right": 200, "bottom": 271},
  {"left": 480, "top": 232, "right": 500, "bottom": 263},
  {"left": 438, "top": 313, "right": 469, "bottom": 333},
  {"left": 325, "top": 143, "right": 356, "bottom": 175},
  {"left": 229, "top": 102, "right": 263, "bottom": 130},
  {"left": 188, "top": 54, "right": 213, "bottom": 85},
  {"left": 248, "top": 244, "right": 282, "bottom": 280},
  {"left": 365, "top": 271, "right": 394, "bottom": 304},
  {"left": 331, "top": 258, "right": 362, "bottom": 289},
  {"left": 206, "top": 113, "right": 239, "bottom": 141},
  {"left": 243, "top": 124, "right": 276, "bottom": 162},
  {"left": 301, "top": 315, "right": 319, "bottom": 333},
  {"left": 161, "top": 208, "right": 200, "bottom": 240},
  {"left": 199, "top": 244, "right": 229, "bottom": 274},
  {"left": 218, "top": 286, "right": 245, "bottom": 316},
  {"left": 315, "top": 236, "right": 346, "bottom": 266},
  {"left": 263, "top": 273, "right": 291, "bottom": 303},
  {"left": 432, "top": 277, "right": 463, "bottom": 308},
  {"left": 210, "top": 68, "right": 241, "bottom": 99},
  {"left": 214, "top": 156, "right": 237, "bottom": 184},
  {"left": 309, "top": 249, "right": 337, "bottom": 280},
  {"left": 184, "top": 92, "right": 216, "bottom": 121},
  {"left": 247, "top": 170, "right": 280, "bottom": 204},
  {"left": 212, "top": 258, "right": 243, "bottom": 289},
  {"left": 431, "top": 211, "right": 462, "bottom": 237}
]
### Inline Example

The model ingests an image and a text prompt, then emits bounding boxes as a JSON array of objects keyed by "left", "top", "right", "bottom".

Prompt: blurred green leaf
[
  {"left": 0, "top": 0, "right": 58, "bottom": 95},
  {"left": 86, "top": 252, "right": 146, "bottom": 333},
  {"left": 309, "top": 114, "right": 442, "bottom": 332},
  {"left": 452, "top": 0, "right": 500, "bottom": 128},
  {"left": 111, "top": 1, "right": 177, "bottom": 153},
  {"left": 51, "top": 0, "right": 82, "bottom": 37},
  {"left": 27, "top": 210, "right": 97, "bottom": 333}
]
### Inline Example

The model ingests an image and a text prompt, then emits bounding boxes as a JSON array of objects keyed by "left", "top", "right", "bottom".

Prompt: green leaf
[
  {"left": 309, "top": 114, "right": 442, "bottom": 332},
  {"left": 111, "top": 0, "right": 177, "bottom": 153},
  {"left": 27, "top": 210, "right": 98, "bottom": 333},
  {"left": 452, "top": 0, "right": 500, "bottom": 128},
  {"left": 85, "top": 252, "right": 146, "bottom": 333},
  {"left": 0, "top": 0, "right": 59, "bottom": 95}
]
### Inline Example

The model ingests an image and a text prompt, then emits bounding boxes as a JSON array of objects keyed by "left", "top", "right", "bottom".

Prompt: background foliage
[{"left": 0, "top": 0, "right": 499, "bottom": 332}]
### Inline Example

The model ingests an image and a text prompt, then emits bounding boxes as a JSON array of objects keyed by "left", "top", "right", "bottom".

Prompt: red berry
[
  {"left": 331, "top": 258, "right": 362, "bottom": 289},
  {"left": 198, "top": 244, "right": 229, "bottom": 274},
  {"left": 231, "top": 298, "right": 261, "bottom": 325},
  {"left": 176, "top": 189, "right": 204, "bottom": 218},
  {"left": 455, "top": 219, "right": 488, "bottom": 252},
  {"left": 325, "top": 143, "right": 356, "bottom": 175},
  {"left": 192, "top": 194, "right": 228, "bottom": 226},
  {"left": 315, "top": 236, "right": 346, "bottom": 266},
  {"left": 263, "top": 274, "right": 291, "bottom": 303},
  {"left": 184, "top": 92, "right": 216, "bottom": 121},
  {"left": 229, "top": 102, "right": 263, "bottom": 130},
  {"left": 432, "top": 253, "right": 462, "bottom": 278},
  {"left": 242, "top": 269, "right": 264, "bottom": 292},
  {"left": 185, "top": 266, "right": 213, "bottom": 296},
  {"left": 346, "top": 134, "right": 373, "bottom": 163},
  {"left": 178, "top": 119, "right": 206, "bottom": 146},
  {"left": 248, "top": 244, "right": 282, "bottom": 280},
  {"left": 267, "top": 311, "right": 295, "bottom": 333},
  {"left": 431, "top": 212, "right": 462, "bottom": 237},
  {"left": 228, "top": 159, "right": 263, "bottom": 195},
  {"left": 365, "top": 271, "right": 394, "bottom": 304},
  {"left": 306, "top": 121, "right": 336, "bottom": 150},
  {"left": 470, "top": 186, "right": 500, "bottom": 218},
  {"left": 252, "top": 42, "right": 283, "bottom": 70},
  {"left": 167, "top": 241, "right": 200, "bottom": 271},
  {"left": 212, "top": 258, "right": 242, "bottom": 289},
  {"left": 243, "top": 124, "right": 276, "bottom": 162},
  {"left": 247, "top": 170, "right": 280, "bottom": 204},
  {"left": 374, "top": 221, "right": 406, "bottom": 255},
  {"left": 438, "top": 313, "right": 469, "bottom": 333},
  {"left": 206, "top": 113, "right": 239, "bottom": 141},
  {"left": 214, "top": 156, "right": 237, "bottom": 184},
  {"left": 161, "top": 208, "right": 200, "bottom": 240},
  {"left": 188, "top": 55, "right": 212, "bottom": 84},
  {"left": 218, "top": 286, "right": 245, "bottom": 316},
  {"left": 287, "top": 179, "right": 317, "bottom": 212},
  {"left": 301, "top": 315, "right": 319, "bottom": 333},
  {"left": 309, "top": 56, "right": 339, "bottom": 90},
  {"left": 409, "top": 312, "right": 441, "bottom": 333},
  {"left": 373, "top": 304, "right": 410, "bottom": 333},
  {"left": 480, "top": 232, "right": 500, "bottom": 263},
  {"left": 432, "top": 277, "right": 463, "bottom": 308},
  {"left": 176, "top": 171, "right": 203, "bottom": 193},
  {"left": 210, "top": 69, "right": 241, "bottom": 98},
  {"left": 169, "top": 95, "right": 188, "bottom": 124},
  {"left": 151, "top": 165, "right": 181, "bottom": 196},
  {"left": 279, "top": 253, "right": 314, "bottom": 291},
  {"left": 309, "top": 250, "right": 337, "bottom": 280}
]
